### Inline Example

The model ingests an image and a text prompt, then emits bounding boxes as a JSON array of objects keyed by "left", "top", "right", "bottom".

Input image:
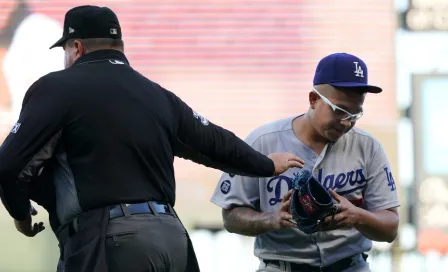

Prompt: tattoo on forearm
[{"left": 225, "top": 207, "right": 273, "bottom": 236}]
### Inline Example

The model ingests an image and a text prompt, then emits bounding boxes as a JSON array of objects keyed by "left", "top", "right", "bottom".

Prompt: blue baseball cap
[{"left": 313, "top": 53, "right": 382, "bottom": 93}]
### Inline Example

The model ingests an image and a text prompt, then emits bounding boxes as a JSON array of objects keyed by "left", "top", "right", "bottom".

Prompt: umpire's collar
[{"left": 73, "top": 49, "right": 130, "bottom": 66}]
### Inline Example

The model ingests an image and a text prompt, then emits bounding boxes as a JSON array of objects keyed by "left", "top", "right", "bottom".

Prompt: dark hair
[{"left": 65, "top": 38, "right": 124, "bottom": 51}]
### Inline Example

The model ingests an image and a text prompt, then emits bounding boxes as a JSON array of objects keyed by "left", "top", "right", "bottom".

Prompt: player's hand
[
  {"left": 14, "top": 206, "right": 45, "bottom": 237},
  {"left": 321, "top": 190, "right": 361, "bottom": 231},
  {"left": 269, "top": 190, "right": 297, "bottom": 230},
  {"left": 268, "top": 153, "right": 305, "bottom": 176}
]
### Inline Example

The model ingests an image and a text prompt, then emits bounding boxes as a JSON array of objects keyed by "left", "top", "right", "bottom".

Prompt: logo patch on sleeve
[
  {"left": 220, "top": 180, "right": 231, "bottom": 194},
  {"left": 10, "top": 123, "right": 21, "bottom": 133},
  {"left": 193, "top": 111, "right": 209, "bottom": 126}
]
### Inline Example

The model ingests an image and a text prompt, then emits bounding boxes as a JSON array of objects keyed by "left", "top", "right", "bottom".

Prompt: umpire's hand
[
  {"left": 14, "top": 205, "right": 45, "bottom": 237},
  {"left": 268, "top": 152, "right": 305, "bottom": 175}
]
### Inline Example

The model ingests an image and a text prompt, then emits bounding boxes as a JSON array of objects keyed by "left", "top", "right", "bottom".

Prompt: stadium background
[{"left": 0, "top": 0, "right": 445, "bottom": 271}]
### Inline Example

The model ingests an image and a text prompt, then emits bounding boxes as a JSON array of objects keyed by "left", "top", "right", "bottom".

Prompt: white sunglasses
[{"left": 312, "top": 87, "right": 364, "bottom": 122}]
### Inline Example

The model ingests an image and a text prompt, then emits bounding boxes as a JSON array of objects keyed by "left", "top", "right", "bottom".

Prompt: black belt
[
  {"left": 109, "top": 201, "right": 174, "bottom": 219},
  {"left": 264, "top": 254, "right": 364, "bottom": 272}
]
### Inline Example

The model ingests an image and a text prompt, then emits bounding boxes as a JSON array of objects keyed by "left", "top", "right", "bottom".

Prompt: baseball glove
[{"left": 289, "top": 170, "right": 338, "bottom": 234}]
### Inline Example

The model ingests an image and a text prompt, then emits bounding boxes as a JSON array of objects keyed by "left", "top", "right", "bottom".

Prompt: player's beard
[
  {"left": 324, "top": 122, "right": 354, "bottom": 142},
  {"left": 324, "top": 129, "right": 343, "bottom": 142}
]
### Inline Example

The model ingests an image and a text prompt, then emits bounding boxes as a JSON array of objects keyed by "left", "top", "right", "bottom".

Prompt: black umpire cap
[{"left": 49, "top": 5, "right": 122, "bottom": 49}]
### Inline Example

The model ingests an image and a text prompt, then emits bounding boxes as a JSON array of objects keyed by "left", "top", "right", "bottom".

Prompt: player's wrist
[
  {"left": 352, "top": 206, "right": 367, "bottom": 227},
  {"left": 265, "top": 212, "right": 283, "bottom": 231},
  {"left": 266, "top": 212, "right": 278, "bottom": 230}
]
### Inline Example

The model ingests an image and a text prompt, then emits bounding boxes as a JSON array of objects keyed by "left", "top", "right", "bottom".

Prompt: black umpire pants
[{"left": 56, "top": 202, "right": 199, "bottom": 272}]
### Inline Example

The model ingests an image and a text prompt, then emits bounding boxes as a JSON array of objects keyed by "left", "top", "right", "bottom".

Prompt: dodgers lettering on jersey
[
  {"left": 210, "top": 115, "right": 400, "bottom": 267},
  {"left": 266, "top": 168, "right": 368, "bottom": 207}
]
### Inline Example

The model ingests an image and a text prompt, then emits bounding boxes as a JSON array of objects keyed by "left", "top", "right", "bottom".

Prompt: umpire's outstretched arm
[{"left": 165, "top": 86, "right": 275, "bottom": 178}]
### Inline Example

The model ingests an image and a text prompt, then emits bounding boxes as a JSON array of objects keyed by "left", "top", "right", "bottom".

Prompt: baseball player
[{"left": 210, "top": 53, "right": 400, "bottom": 272}]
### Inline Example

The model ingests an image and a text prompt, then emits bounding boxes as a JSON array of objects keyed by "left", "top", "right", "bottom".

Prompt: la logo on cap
[
  {"left": 69, "top": 27, "right": 75, "bottom": 33},
  {"left": 353, "top": 62, "right": 364, "bottom": 78},
  {"left": 110, "top": 28, "right": 117, "bottom": 35}
]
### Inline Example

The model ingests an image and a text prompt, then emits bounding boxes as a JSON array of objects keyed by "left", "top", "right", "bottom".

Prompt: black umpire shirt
[{"left": 0, "top": 49, "right": 274, "bottom": 223}]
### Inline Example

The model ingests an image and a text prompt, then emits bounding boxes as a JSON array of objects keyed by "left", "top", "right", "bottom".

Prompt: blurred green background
[{"left": 0, "top": 205, "right": 58, "bottom": 271}]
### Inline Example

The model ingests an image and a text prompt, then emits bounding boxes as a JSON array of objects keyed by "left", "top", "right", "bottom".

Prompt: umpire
[{"left": 0, "top": 5, "right": 304, "bottom": 272}]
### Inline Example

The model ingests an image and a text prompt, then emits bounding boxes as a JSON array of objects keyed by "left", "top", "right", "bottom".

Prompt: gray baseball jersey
[{"left": 210, "top": 115, "right": 399, "bottom": 267}]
